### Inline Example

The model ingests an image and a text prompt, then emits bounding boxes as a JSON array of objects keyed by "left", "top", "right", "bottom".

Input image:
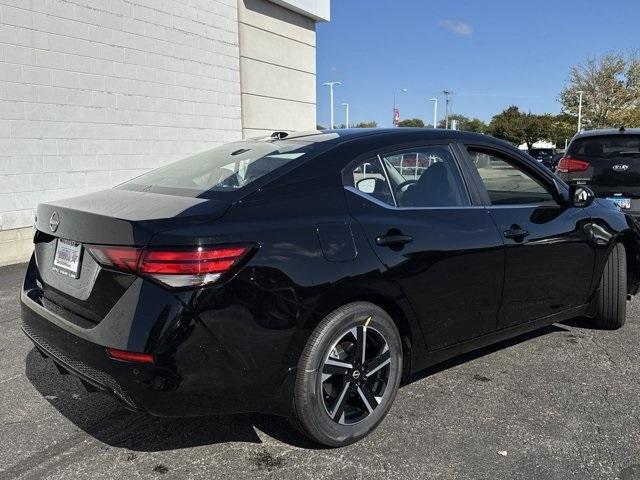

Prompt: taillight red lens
[
  {"left": 139, "top": 247, "right": 246, "bottom": 274},
  {"left": 88, "top": 246, "right": 142, "bottom": 271},
  {"left": 556, "top": 156, "right": 590, "bottom": 173},
  {"left": 106, "top": 347, "right": 154, "bottom": 364},
  {"left": 88, "top": 245, "right": 248, "bottom": 288}
]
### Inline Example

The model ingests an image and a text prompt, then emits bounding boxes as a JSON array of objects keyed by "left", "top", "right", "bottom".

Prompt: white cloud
[{"left": 438, "top": 20, "right": 473, "bottom": 36}]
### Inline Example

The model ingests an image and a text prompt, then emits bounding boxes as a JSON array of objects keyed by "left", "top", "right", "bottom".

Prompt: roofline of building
[{"left": 267, "top": 0, "right": 330, "bottom": 21}]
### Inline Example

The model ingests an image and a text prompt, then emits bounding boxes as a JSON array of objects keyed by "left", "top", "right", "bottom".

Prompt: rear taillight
[
  {"left": 106, "top": 347, "right": 154, "bottom": 364},
  {"left": 87, "top": 245, "right": 249, "bottom": 288},
  {"left": 556, "top": 156, "right": 590, "bottom": 173},
  {"left": 88, "top": 246, "right": 142, "bottom": 270}
]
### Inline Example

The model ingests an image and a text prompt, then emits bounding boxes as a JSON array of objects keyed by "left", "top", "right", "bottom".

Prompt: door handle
[
  {"left": 503, "top": 225, "right": 530, "bottom": 240},
  {"left": 375, "top": 234, "right": 413, "bottom": 247}
]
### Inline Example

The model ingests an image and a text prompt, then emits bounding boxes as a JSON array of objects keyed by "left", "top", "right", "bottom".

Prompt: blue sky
[{"left": 316, "top": 0, "right": 640, "bottom": 128}]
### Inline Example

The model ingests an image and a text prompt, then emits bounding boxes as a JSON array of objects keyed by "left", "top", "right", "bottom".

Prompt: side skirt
[{"left": 413, "top": 304, "right": 588, "bottom": 373}]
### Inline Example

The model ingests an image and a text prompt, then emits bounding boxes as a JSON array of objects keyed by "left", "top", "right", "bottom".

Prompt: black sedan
[{"left": 21, "top": 129, "right": 640, "bottom": 447}]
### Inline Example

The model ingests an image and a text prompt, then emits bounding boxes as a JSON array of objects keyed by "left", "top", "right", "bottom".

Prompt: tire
[
  {"left": 593, "top": 243, "right": 627, "bottom": 329},
  {"left": 291, "top": 302, "right": 403, "bottom": 447}
]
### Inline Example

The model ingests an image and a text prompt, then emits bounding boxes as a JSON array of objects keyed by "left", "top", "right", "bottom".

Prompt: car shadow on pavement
[
  {"left": 24, "top": 348, "right": 319, "bottom": 451},
  {"left": 24, "top": 324, "right": 569, "bottom": 451}
]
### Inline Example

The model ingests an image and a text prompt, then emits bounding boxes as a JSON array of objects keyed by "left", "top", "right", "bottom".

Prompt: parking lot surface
[{"left": 2, "top": 262, "right": 640, "bottom": 480}]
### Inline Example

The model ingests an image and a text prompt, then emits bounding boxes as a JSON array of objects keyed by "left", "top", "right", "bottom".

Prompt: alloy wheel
[{"left": 320, "top": 320, "right": 392, "bottom": 425}]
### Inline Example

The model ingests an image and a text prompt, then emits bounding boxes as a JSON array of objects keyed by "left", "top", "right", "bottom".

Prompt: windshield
[
  {"left": 118, "top": 139, "right": 326, "bottom": 198},
  {"left": 568, "top": 135, "right": 640, "bottom": 159}
]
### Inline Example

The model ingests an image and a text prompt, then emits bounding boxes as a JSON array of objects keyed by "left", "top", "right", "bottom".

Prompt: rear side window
[
  {"left": 467, "top": 148, "right": 555, "bottom": 205},
  {"left": 343, "top": 157, "right": 395, "bottom": 207},
  {"left": 119, "top": 140, "right": 324, "bottom": 198},
  {"left": 568, "top": 135, "right": 640, "bottom": 158},
  {"left": 382, "top": 146, "right": 469, "bottom": 207}
]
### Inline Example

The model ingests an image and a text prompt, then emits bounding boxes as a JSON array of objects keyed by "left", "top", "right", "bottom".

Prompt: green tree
[
  {"left": 397, "top": 118, "right": 425, "bottom": 128},
  {"left": 559, "top": 53, "right": 640, "bottom": 129},
  {"left": 549, "top": 113, "right": 578, "bottom": 148},
  {"left": 488, "top": 106, "right": 525, "bottom": 145},
  {"left": 316, "top": 124, "right": 326, "bottom": 130},
  {"left": 437, "top": 114, "right": 487, "bottom": 133},
  {"left": 521, "top": 113, "right": 555, "bottom": 150},
  {"left": 354, "top": 121, "right": 378, "bottom": 128}
]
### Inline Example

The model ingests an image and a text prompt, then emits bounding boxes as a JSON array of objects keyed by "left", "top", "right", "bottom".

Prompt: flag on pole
[{"left": 393, "top": 108, "right": 400, "bottom": 126}]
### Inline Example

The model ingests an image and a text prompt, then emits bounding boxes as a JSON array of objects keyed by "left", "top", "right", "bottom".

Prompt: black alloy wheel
[
  {"left": 321, "top": 324, "right": 391, "bottom": 425},
  {"left": 291, "top": 302, "right": 403, "bottom": 447}
]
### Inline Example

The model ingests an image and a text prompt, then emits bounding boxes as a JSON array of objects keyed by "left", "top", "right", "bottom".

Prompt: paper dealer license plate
[{"left": 53, "top": 238, "right": 82, "bottom": 278}]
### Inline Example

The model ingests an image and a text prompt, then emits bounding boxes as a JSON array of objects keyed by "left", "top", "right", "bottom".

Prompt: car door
[
  {"left": 463, "top": 144, "right": 596, "bottom": 328},
  {"left": 343, "top": 143, "right": 505, "bottom": 350}
]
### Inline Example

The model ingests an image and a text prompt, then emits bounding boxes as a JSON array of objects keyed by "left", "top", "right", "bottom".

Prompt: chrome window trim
[{"left": 344, "top": 186, "right": 487, "bottom": 211}]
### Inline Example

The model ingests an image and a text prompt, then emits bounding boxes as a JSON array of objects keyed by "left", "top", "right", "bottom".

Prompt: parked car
[
  {"left": 556, "top": 128, "right": 640, "bottom": 215},
  {"left": 21, "top": 129, "right": 640, "bottom": 447},
  {"left": 527, "top": 148, "right": 556, "bottom": 169}
]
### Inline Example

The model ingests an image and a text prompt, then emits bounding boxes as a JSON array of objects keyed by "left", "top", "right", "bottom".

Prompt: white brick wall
[{"left": 0, "top": 0, "right": 242, "bottom": 231}]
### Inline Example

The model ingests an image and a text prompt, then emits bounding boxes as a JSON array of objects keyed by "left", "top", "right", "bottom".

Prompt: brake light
[
  {"left": 88, "top": 246, "right": 142, "bottom": 270},
  {"left": 556, "top": 156, "right": 590, "bottom": 173},
  {"left": 106, "top": 347, "right": 154, "bottom": 364},
  {"left": 87, "top": 245, "right": 248, "bottom": 288}
]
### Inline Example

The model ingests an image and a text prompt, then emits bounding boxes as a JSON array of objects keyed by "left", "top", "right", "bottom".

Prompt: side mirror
[
  {"left": 356, "top": 178, "right": 377, "bottom": 194},
  {"left": 570, "top": 184, "right": 594, "bottom": 208}
]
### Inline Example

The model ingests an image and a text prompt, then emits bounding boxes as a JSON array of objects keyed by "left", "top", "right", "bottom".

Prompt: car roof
[
  {"left": 572, "top": 128, "right": 640, "bottom": 140},
  {"left": 267, "top": 128, "right": 512, "bottom": 147}
]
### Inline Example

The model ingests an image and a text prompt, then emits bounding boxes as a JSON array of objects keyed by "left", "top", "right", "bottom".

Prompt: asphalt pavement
[{"left": 1, "top": 262, "right": 640, "bottom": 480}]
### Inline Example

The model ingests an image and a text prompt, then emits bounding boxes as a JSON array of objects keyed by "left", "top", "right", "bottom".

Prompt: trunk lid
[
  {"left": 30, "top": 189, "right": 232, "bottom": 326},
  {"left": 35, "top": 189, "right": 231, "bottom": 246}
]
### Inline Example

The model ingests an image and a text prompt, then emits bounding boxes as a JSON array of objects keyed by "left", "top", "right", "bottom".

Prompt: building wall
[
  {"left": 238, "top": 0, "right": 317, "bottom": 138},
  {"left": 0, "top": 0, "right": 243, "bottom": 265},
  {"left": 0, "top": 0, "right": 328, "bottom": 266}
]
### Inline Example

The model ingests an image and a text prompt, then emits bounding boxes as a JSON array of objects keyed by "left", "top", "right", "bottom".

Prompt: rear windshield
[
  {"left": 118, "top": 139, "right": 328, "bottom": 198},
  {"left": 568, "top": 135, "right": 640, "bottom": 159}
]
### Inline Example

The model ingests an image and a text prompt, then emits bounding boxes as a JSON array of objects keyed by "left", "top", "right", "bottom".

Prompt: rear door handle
[
  {"left": 375, "top": 234, "right": 413, "bottom": 247},
  {"left": 503, "top": 225, "right": 529, "bottom": 240}
]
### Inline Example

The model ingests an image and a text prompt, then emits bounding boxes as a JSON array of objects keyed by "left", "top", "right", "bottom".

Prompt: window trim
[{"left": 461, "top": 143, "right": 568, "bottom": 208}]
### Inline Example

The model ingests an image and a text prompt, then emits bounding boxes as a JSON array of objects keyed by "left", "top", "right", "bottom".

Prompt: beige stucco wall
[{"left": 238, "top": 0, "right": 317, "bottom": 138}]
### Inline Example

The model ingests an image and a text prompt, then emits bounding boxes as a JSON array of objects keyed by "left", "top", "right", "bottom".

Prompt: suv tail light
[
  {"left": 556, "top": 156, "right": 590, "bottom": 173},
  {"left": 87, "top": 245, "right": 249, "bottom": 288}
]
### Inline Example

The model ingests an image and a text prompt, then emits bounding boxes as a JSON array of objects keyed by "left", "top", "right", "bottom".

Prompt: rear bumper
[
  {"left": 21, "top": 256, "right": 297, "bottom": 417},
  {"left": 22, "top": 318, "right": 141, "bottom": 411},
  {"left": 21, "top": 292, "right": 295, "bottom": 417}
]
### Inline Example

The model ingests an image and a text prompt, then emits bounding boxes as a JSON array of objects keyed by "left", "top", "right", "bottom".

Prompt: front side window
[
  {"left": 467, "top": 148, "right": 555, "bottom": 205},
  {"left": 343, "top": 157, "right": 395, "bottom": 206},
  {"left": 382, "top": 146, "right": 469, "bottom": 207}
]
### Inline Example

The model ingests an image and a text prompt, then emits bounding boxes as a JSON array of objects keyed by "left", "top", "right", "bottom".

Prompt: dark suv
[
  {"left": 527, "top": 148, "right": 556, "bottom": 169},
  {"left": 556, "top": 128, "right": 640, "bottom": 215}
]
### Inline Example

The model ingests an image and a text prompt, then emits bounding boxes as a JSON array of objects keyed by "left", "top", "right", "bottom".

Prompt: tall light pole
[
  {"left": 429, "top": 98, "right": 438, "bottom": 128},
  {"left": 323, "top": 82, "right": 341, "bottom": 129},
  {"left": 341, "top": 103, "right": 349, "bottom": 128},
  {"left": 577, "top": 90, "right": 584, "bottom": 132},
  {"left": 393, "top": 88, "right": 408, "bottom": 126},
  {"left": 442, "top": 90, "right": 452, "bottom": 129}
]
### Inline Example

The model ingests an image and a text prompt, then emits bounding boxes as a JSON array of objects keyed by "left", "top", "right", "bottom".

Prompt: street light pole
[
  {"left": 341, "top": 103, "right": 349, "bottom": 128},
  {"left": 442, "top": 90, "right": 452, "bottom": 129},
  {"left": 393, "top": 88, "right": 408, "bottom": 127},
  {"left": 429, "top": 98, "right": 438, "bottom": 128},
  {"left": 577, "top": 90, "right": 584, "bottom": 132},
  {"left": 323, "top": 82, "right": 341, "bottom": 129}
]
